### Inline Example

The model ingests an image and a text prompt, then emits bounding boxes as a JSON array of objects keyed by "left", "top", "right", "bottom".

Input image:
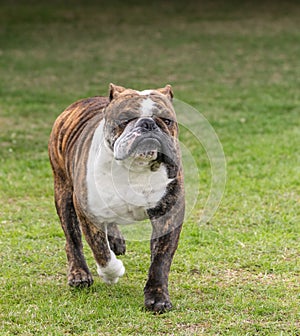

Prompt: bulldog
[{"left": 48, "top": 84, "right": 185, "bottom": 313}]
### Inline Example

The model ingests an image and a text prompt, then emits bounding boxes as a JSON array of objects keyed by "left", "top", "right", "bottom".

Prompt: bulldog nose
[{"left": 136, "top": 118, "right": 158, "bottom": 131}]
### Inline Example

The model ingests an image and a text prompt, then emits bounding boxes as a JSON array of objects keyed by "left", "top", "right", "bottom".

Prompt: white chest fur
[{"left": 86, "top": 120, "right": 172, "bottom": 225}]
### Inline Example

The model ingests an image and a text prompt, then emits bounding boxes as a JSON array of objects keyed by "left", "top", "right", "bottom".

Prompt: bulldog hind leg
[
  {"left": 53, "top": 178, "right": 93, "bottom": 287},
  {"left": 107, "top": 223, "right": 126, "bottom": 255},
  {"left": 76, "top": 213, "right": 125, "bottom": 285},
  {"left": 96, "top": 249, "right": 125, "bottom": 284}
]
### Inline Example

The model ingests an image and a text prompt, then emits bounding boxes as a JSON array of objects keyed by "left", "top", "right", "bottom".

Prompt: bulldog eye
[
  {"left": 118, "top": 118, "right": 137, "bottom": 129},
  {"left": 119, "top": 120, "right": 129, "bottom": 128},
  {"left": 161, "top": 118, "right": 173, "bottom": 126}
]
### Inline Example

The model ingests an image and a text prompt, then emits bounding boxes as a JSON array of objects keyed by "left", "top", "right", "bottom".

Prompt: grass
[{"left": 0, "top": 0, "right": 300, "bottom": 334}]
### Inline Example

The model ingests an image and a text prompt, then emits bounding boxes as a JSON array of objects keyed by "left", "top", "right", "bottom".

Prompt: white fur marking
[
  {"left": 140, "top": 97, "right": 155, "bottom": 117},
  {"left": 86, "top": 119, "right": 172, "bottom": 225},
  {"left": 86, "top": 119, "right": 106, "bottom": 218},
  {"left": 97, "top": 251, "right": 125, "bottom": 284},
  {"left": 135, "top": 89, "right": 154, "bottom": 96}
]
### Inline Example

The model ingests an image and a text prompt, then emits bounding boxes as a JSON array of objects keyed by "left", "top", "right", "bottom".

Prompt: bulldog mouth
[
  {"left": 114, "top": 134, "right": 162, "bottom": 161},
  {"left": 114, "top": 132, "right": 178, "bottom": 176},
  {"left": 131, "top": 138, "right": 161, "bottom": 160}
]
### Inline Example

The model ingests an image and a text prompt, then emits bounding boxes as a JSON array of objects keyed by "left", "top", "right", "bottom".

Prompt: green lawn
[{"left": 0, "top": 1, "right": 299, "bottom": 335}]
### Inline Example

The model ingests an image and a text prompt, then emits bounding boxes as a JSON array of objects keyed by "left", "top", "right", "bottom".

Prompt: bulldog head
[{"left": 103, "top": 84, "right": 180, "bottom": 178}]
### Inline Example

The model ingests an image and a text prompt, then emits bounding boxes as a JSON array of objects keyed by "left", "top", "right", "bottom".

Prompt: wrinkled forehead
[{"left": 107, "top": 91, "right": 176, "bottom": 120}]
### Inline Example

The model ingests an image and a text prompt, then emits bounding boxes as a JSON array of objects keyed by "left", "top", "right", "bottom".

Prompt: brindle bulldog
[{"left": 48, "top": 84, "right": 185, "bottom": 313}]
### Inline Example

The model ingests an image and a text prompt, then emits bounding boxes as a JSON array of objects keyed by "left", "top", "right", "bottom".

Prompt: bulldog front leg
[
  {"left": 53, "top": 178, "right": 93, "bottom": 287},
  {"left": 144, "top": 225, "right": 182, "bottom": 313},
  {"left": 144, "top": 182, "right": 184, "bottom": 313},
  {"left": 73, "top": 198, "right": 125, "bottom": 285}
]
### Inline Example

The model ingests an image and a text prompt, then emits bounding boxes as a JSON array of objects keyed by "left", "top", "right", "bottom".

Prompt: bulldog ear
[
  {"left": 157, "top": 84, "right": 174, "bottom": 101},
  {"left": 109, "top": 83, "right": 126, "bottom": 101}
]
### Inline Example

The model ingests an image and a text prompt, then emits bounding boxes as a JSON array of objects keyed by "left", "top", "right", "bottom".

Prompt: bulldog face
[{"left": 103, "top": 84, "right": 180, "bottom": 177}]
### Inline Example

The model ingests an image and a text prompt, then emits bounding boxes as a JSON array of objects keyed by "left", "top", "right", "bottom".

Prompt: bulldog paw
[
  {"left": 68, "top": 268, "right": 94, "bottom": 288},
  {"left": 97, "top": 252, "right": 125, "bottom": 285},
  {"left": 144, "top": 290, "right": 172, "bottom": 313}
]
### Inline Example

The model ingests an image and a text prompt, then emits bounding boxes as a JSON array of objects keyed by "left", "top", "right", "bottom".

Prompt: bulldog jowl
[{"left": 48, "top": 83, "right": 185, "bottom": 313}]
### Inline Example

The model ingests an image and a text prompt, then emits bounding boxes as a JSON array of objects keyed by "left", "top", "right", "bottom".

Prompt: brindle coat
[{"left": 48, "top": 84, "right": 185, "bottom": 313}]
